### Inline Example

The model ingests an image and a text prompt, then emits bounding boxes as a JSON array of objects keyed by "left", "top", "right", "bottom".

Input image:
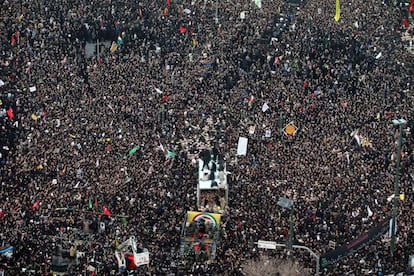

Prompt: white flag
[
  {"left": 158, "top": 142, "right": 165, "bottom": 153},
  {"left": 29, "top": 86, "right": 37, "bottom": 92},
  {"left": 248, "top": 125, "right": 256, "bottom": 134},
  {"left": 240, "top": 11, "right": 246, "bottom": 19},
  {"left": 262, "top": 102, "right": 270, "bottom": 112},
  {"left": 154, "top": 87, "right": 163, "bottom": 94},
  {"left": 367, "top": 206, "right": 373, "bottom": 217}
]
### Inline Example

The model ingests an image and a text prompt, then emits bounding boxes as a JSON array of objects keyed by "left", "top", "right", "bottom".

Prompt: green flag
[
  {"left": 166, "top": 150, "right": 176, "bottom": 157},
  {"left": 88, "top": 198, "right": 93, "bottom": 209},
  {"left": 121, "top": 217, "right": 127, "bottom": 225},
  {"left": 128, "top": 146, "right": 138, "bottom": 156},
  {"left": 117, "top": 36, "right": 123, "bottom": 45},
  {"left": 254, "top": 0, "right": 262, "bottom": 8}
]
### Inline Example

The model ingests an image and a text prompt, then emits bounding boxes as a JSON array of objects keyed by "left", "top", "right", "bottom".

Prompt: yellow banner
[
  {"left": 187, "top": 211, "right": 221, "bottom": 227},
  {"left": 334, "top": 0, "right": 341, "bottom": 22}
]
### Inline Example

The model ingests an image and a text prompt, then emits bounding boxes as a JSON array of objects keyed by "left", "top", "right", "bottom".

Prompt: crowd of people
[{"left": 1, "top": 0, "right": 413, "bottom": 275}]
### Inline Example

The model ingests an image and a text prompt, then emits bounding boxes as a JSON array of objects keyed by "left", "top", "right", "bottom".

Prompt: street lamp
[
  {"left": 390, "top": 118, "right": 407, "bottom": 254},
  {"left": 277, "top": 197, "right": 294, "bottom": 257}
]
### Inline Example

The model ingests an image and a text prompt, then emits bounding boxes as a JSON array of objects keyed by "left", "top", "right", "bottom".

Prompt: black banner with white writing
[{"left": 320, "top": 218, "right": 390, "bottom": 268}]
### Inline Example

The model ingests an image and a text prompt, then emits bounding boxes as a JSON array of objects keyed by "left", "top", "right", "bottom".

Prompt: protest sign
[{"left": 237, "top": 137, "right": 248, "bottom": 155}]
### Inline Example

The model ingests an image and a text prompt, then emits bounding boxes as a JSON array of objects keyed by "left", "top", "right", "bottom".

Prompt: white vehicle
[
  {"left": 115, "top": 236, "right": 149, "bottom": 273},
  {"left": 197, "top": 148, "right": 229, "bottom": 213}
]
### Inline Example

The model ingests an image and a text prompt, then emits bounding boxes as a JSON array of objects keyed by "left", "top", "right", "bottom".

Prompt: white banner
[
  {"left": 134, "top": 251, "right": 150, "bottom": 266},
  {"left": 237, "top": 137, "right": 248, "bottom": 156},
  {"left": 257, "top": 240, "right": 276, "bottom": 249}
]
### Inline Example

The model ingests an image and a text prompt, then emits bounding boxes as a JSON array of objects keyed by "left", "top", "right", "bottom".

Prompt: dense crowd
[{"left": 1, "top": 0, "right": 413, "bottom": 275}]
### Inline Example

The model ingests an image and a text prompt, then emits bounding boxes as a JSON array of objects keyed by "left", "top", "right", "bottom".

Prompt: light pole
[
  {"left": 277, "top": 197, "right": 294, "bottom": 257},
  {"left": 288, "top": 206, "right": 294, "bottom": 256},
  {"left": 390, "top": 118, "right": 407, "bottom": 254}
]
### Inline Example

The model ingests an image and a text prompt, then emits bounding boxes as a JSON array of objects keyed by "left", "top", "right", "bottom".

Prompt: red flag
[
  {"left": 127, "top": 254, "right": 137, "bottom": 269},
  {"left": 94, "top": 199, "right": 98, "bottom": 209},
  {"left": 10, "top": 35, "right": 16, "bottom": 45},
  {"left": 162, "top": 95, "right": 168, "bottom": 102},
  {"left": 179, "top": 25, "right": 187, "bottom": 33},
  {"left": 166, "top": 0, "right": 171, "bottom": 6},
  {"left": 410, "top": 0, "right": 414, "bottom": 12},
  {"left": 0, "top": 209, "right": 4, "bottom": 219},
  {"left": 403, "top": 18, "right": 409, "bottom": 28},
  {"left": 32, "top": 200, "right": 41, "bottom": 210},
  {"left": 103, "top": 205, "right": 111, "bottom": 216},
  {"left": 237, "top": 217, "right": 242, "bottom": 229},
  {"left": 164, "top": 7, "right": 168, "bottom": 17},
  {"left": 15, "top": 30, "right": 20, "bottom": 43},
  {"left": 7, "top": 107, "right": 14, "bottom": 120},
  {"left": 139, "top": 8, "right": 143, "bottom": 18},
  {"left": 106, "top": 144, "right": 112, "bottom": 153}
]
